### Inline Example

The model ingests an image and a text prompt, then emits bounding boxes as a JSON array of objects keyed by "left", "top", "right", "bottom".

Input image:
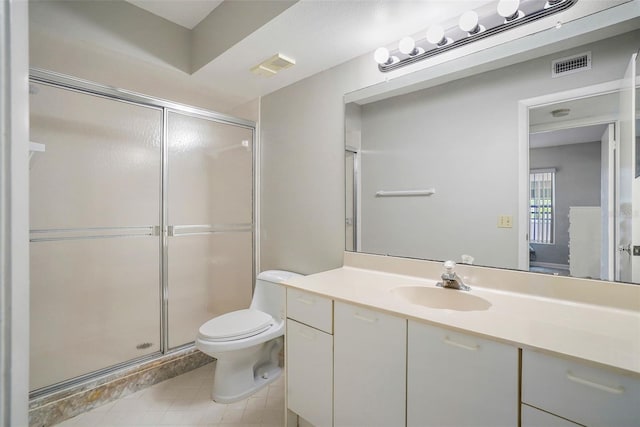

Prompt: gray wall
[
  {"left": 530, "top": 142, "right": 602, "bottom": 265},
  {"left": 260, "top": 29, "right": 640, "bottom": 274},
  {"left": 359, "top": 73, "right": 521, "bottom": 268},
  {"left": 28, "top": 1, "right": 250, "bottom": 115},
  {"left": 259, "top": 61, "right": 371, "bottom": 274},
  {"left": 29, "top": 0, "right": 191, "bottom": 73}
]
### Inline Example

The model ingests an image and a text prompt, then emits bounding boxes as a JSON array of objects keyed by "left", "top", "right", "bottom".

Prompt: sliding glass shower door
[
  {"left": 29, "top": 83, "right": 162, "bottom": 390},
  {"left": 29, "top": 76, "right": 256, "bottom": 394},
  {"left": 166, "top": 111, "right": 254, "bottom": 348}
]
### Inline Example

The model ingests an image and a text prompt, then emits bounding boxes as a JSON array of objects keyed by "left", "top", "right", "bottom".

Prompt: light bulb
[
  {"left": 497, "top": 0, "right": 521, "bottom": 21},
  {"left": 426, "top": 25, "right": 446, "bottom": 46},
  {"left": 399, "top": 37, "right": 416, "bottom": 55},
  {"left": 459, "top": 11, "right": 480, "bottom": 34},
  {"left": 374, "top": 47, "right": 390, "bottom": 64}
]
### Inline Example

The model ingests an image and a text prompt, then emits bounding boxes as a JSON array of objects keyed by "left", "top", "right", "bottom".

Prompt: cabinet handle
[
  {"left": 353, "top": 312, "right": 377, "bottom": 323},
  {"left": 443, "top": 336, "right": 479, "bottom": 351},
  {"left": 566, "top": 371, "right": 625, "bottom": 394},
  {"left": 296, "top": 296, "right": 314, "bottom": 305}
]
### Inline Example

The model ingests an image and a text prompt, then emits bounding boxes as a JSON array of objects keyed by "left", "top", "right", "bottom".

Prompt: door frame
[
  {"left": 1, "top": 1, "right": 30, "bottom": 425},
  {"left": 345, "top": 146, "right": 359, "bottom": 252},
  {"left": 517, "top": 78, "right": 628, "bottom": 273}
]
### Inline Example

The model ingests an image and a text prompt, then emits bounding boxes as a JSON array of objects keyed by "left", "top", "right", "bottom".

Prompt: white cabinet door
[
  {"left": 407, "top": 320, "right": 518, "bottom": 427},
  {"left": 521, "top": 405, "right": 581, "bottom": 427},
  {"left": 286, "top": 319, "right": 333, "bottom": 427},
  {"left": 333, "top": 302, "right": 406, "bottom": 427}
]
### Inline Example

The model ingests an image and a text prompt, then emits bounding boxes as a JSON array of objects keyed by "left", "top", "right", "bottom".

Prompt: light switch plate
[{"left": 498, "top": 215, "right": 513, "bottom": 228}]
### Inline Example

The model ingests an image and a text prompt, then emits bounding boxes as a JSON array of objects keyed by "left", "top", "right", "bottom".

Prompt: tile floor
[{"left": 56, "top": 363, "right": 285, "bottom": 427}]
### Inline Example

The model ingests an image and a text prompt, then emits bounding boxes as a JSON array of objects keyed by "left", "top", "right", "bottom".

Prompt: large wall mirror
[{"left": 345, "top": 3, "right": 640, "bottom": 285}]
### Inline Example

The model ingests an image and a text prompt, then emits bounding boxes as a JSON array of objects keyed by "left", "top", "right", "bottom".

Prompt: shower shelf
[
  {"left": 30, "top": 141, "right": 45, "bottom": 155},
  {"left": 29, "top": 141, "right": 45, "bottom": 167}
]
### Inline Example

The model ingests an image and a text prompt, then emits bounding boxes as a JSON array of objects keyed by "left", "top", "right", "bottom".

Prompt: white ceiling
[
  {"left": 530, "top": 124, "right": 609, "bottom": 149},
  {"left": 530, "top": 87, "right": 640, "bottom": 148},
  {"left": 529, "top": 92, "right": 619, "bottom": 128},
  {"left": 126, "top": 0, "right": 224, "bottom": 29},
  {"left": 529, "top": 92, "right": 617, "bottom": 148},
  {"left": 119, "top": 0, "right": 495, "bottom": 108}
]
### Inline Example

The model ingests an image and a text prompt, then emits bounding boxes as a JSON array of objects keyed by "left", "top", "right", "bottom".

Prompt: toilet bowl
[{"left": 196, "top": 270, "right": 302, "bottom": 403}]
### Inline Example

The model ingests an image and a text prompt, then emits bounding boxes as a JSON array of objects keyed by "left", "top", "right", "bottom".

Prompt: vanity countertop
[{"left": 283, "top": 257, "right": 640, "bottom": 376}]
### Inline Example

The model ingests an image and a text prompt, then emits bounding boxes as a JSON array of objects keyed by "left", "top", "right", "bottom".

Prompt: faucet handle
[
  {"left": 441, "top": 260, "right": 456, "bottom": 281},
  {"left": 443, "top": 260, "right": 456, "bottom": 273},
  {"left": 439, "top": 260, "right": 470, "bottom": 291}
]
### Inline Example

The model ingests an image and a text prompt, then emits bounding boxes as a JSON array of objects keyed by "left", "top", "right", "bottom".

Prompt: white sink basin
[{"left": 391, "top": 285, "right": 491, "bottom": 312}]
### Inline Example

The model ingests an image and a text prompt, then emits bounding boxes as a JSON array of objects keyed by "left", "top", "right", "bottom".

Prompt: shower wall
[{"left": 29, "top": 79, "right": 255, "bottom": 393}]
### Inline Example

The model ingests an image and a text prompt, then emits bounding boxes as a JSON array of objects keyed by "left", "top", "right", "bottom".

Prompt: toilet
[{"left": 196, "top": 270, "right": 302, "bottom": 403}]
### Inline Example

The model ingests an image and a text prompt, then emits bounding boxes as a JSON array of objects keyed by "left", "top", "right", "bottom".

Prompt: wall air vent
[{"left": 552, "top": 51, "right": 591, "bottom": 78}]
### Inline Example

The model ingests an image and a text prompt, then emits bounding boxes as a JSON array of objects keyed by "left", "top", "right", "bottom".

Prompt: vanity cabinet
[
  {"left": 407, "top": 320, "right": 518, "bottom": 427},
  {"left": 333, "top": 301, "right": 406, "bottom": 427},
  {"left": 522, "top": 349, "right": 640, "bottom": 426},
  {"left": 285, "top": 286, "right": 639, "bottom": 427},
  {"left": 286, "top": 290, "right": 333, "bottom": 427}
]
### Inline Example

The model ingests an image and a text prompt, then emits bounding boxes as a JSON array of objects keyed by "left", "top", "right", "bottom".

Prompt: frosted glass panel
[
  {"left": 168, "top": 232, "right": 253, "bottom": 348},
  {"left": 167, "top": 112, "right": 253, "bottom": 225},
  {"left": 30, "top": 238, "right": 160, "bottom": 390},
  {"left": 30, "top": 83, "right": 162, "bottom": 229}
]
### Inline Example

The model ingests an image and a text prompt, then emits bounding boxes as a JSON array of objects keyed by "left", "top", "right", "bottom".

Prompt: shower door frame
[
  {"left": 28, "top": 68, "right": 257, "bottom": 398},
  {"left": 345, "top": 146, "right": 359, "bottom": 252}
]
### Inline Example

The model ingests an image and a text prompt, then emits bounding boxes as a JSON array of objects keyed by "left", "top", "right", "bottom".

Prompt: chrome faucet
[{"left": 437, "top": 260, "right": 471, "bottom": 291}]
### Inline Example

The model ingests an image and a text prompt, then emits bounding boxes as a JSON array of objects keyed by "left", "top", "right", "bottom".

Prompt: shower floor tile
[{"left": 55, "top": 363, "right": 285, "bottom": 427}]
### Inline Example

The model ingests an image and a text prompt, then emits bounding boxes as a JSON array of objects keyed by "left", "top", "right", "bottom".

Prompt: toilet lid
[{"left": 198, "top": 309, "right": 274, "bottom": 341}]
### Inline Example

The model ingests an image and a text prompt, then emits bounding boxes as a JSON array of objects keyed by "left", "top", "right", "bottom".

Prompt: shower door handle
[{"left": 165, "top": 224, "right": 252, "bottom": 237}]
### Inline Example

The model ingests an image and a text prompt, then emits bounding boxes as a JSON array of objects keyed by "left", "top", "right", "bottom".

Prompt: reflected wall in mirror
[{"left": 345, "top": 27, "right": 640, "bottom": 284}]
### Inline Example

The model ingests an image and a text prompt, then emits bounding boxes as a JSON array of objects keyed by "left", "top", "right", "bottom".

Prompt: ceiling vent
[
  {"left": 552, "top": 52, "right": 591, "bottom": 78},
  {"left": 250, "top": 53, "right": 296, "bottom": 77}
]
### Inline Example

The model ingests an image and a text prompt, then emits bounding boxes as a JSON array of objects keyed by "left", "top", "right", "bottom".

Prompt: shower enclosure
[{"left": 28, "top": 70, "right": 255, "bottom": 395}]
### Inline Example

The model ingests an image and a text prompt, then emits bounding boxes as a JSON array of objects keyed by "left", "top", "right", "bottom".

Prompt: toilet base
[
  {"left": 211, "top": 365, "right": 282, "bottom": 403},
  {"left": 210, "top": 337, "right": 283, "bottom": 404}
]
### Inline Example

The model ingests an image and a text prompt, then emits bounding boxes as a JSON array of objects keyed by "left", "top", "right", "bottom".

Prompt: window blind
[{"left": 530, "top": 169, "right": 555, "bottom": 244}]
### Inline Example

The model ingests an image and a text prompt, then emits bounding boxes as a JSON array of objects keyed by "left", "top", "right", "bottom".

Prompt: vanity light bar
[{"left": 376, "top": 0, "right": 578, "bottom": 73}]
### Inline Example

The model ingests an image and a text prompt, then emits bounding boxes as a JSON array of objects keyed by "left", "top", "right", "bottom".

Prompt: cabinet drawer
[
  {"left": 286, "top": 319, "right": 333, "bottom": 427},
  {"left": 522, "top": 350, "right": 640, "bottom": 426},
  {"left": 521, "top": 405, "right": 581, "bottom": 427},
  {"left": 286, "top": 289, "right": 332, "bottom": 333}
]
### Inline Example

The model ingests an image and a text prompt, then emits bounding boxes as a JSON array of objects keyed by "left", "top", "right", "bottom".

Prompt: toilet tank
[{"left": 251, "top": 270, "right": 303, "bottom": 320}]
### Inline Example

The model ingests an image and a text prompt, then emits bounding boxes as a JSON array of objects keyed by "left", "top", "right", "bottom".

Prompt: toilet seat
[{"left": 198, "top": 309, "right": 274, "bottom": 342}]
